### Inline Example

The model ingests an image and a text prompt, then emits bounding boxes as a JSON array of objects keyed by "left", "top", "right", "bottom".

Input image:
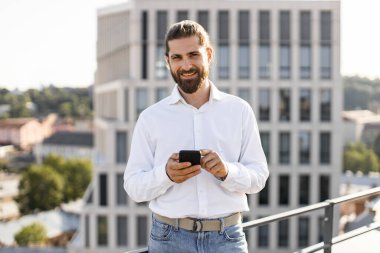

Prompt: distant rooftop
[
  {"left": 343, "top": 110, "right": 380, "bottom": 124},
  {"left": 0, "top": 118, "right": 37, "bottom": 128},
  {"left": 42, "top": 132, "right": 93, "bottom": 147}
]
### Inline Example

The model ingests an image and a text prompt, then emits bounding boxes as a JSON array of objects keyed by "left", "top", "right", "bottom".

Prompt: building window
[
  {"left": 238, "top": 11, "right": 250, "bottom": 79},
  {"left": 176, "top": 10, "right": 188, "bottom": 21},
  {"left": 300, "top": 88, "right": 311, "bottom": 121},
  {"left": 156, "top": 11, "right": 168, "bottom": 79},
  {"left": 300, "top": 11, "right": 311, "bottom": 79},
  {"left": 218, "top": 46, "right": 229, "bottom": 79},
  {"left": 141, "top": 11, "right": 148, "bottom": 79},
  {"left": 97, "top": 215, "right": 108, "bottom": 246},
  {"left": 116, "top": 173, "right": 127, "bottom": 206},
  {"left": 136, "top": 87, "right": 148, "bottom": 120},
  {"left": 320, "top": 132, "right": 331, "bottom": 164},
  {"left": 279, "top": 11, "right": 291, "bottom": 79},
  {"left": 124, "top": 88, "right": 129, "bottom": 122},
  {"left": 320, "top": 89, "right": 331, "bottom": 121},
  {"left": 320, "top": 11, "right": 332, "bottom": 79},
  {"left": 279, "top": 175, "right": 289, "bottom": 205},
  {"left": 259, "top": 89, "right": 270, "bottom": 121},
  {"left": 321, "top": 45, "right": 332, "bottom": 79},
  {"left": 278, "top": 219, "right": 289, "bottom": 247},
  {"left": 279, "top": 132, "right": 290, "bottom": 164},
  {"left": 117, "top": 216, "right": 128, "bottom": 247},
  {"left": 238, "top": 45, "right": 250, "bottom": 79},
  {"left": 258, "top": 218, "right": 269, "bottom": 248},
  {"left": 299, "top": 131, "right": 311, "bottom": 164},
  {"left": 298, "top": 217, "right": 310, "bottom": 247},
  {"left": 259, "top": 45, "right": 270, "bottom": 79},
  {"left": 197, "top": 10, "right": 209, "bottom": 32},
  {"left": 300, "top": 45, "right": 311, "bottom": 79},
  {"left": 260, "top": 132, "right": 270, "bottom": 164},
  {"left": 279, "top": 89, "right": 291, "bottom": 121},
  {"left": 259, "top": 11, "right": 271, "bottom": 79},
  {"left": 85, "top": 215, "right": 90, "bottom": 247},
  {"left": 319, "top": 175, "right": 330, "bottom": 201},
  {"left": 137, "top": 216, "right": 148, "bottom": 246},
  {"left": 155, "top": 87, "right": 169, "bottom": 102},
  {"left": 258, "top": 177, "right": 269, "bottom": 205},
  {"left": 116, "top": 131, "right": 127, "bottom": 164},
  {"left": 318, "top": 216, "right": 324, "bottom": 242},
  {"left": 299, "top": 175, "right": 310, "bottom": 205},
  {"left": 238, "top": 87, "right": 251, "bottom": 104},
  {"left": 218, "top": 11, "right": 229, "bottom": 79},
  {"left": 99, "top": 174, "right": 107, "bottom": 206}
]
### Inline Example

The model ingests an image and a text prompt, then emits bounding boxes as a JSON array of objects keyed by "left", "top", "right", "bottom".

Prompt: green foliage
[
  {"left": 60, "top": 159, "right": 92, "bottom": 202},
  {"left": 344, "top": 76, "right": 380, "bottom": 111},
  {"left": 17, "top": 165, "right": 64, "bottom": 214},
  {"left": 14, "top": 222, "right": 47, "bottom": 246},
  {"left": 373, "top": 134, "right": 380, "bottom": 159},
  {"left": 0, "top": 85, "right": 92, "bottom": 119},
  {"left": 17, "top": 154, "right": 92, "bottom": 214},
  {"left": 343, "top": 142, "right": 379, "bottom": 174}
]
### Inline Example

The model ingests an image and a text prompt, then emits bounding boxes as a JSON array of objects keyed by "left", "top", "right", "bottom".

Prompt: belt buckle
[{"left": 192, "top": 219, "right": 203, "bottom": 232}]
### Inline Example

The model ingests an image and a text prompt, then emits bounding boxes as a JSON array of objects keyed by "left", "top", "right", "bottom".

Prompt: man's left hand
[{"left": 200, "top": 149, "right": 228, "bottom": 180}]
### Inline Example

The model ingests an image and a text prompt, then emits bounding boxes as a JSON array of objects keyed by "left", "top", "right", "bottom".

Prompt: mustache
[{"left": 178, "top": 68, "right": 198, "bottom": 75}]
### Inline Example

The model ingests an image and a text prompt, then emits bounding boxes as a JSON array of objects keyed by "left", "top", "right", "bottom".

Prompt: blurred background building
[{"left": 69, "top": 0, "right": 342, "bottom": 252}]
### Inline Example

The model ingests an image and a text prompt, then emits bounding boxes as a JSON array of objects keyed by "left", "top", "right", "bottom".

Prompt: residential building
[
  {"left": 70, "top": 0, "right": 342, "bottom": 252},
  {"left": 343, "top": 110, "right": 380, "bottom": 147},
  {"left": 0, "top": 172, "right": 20, "bottom": 221},
  {"left": 0, "top": 114, "right": 56, "bottom": 151},
  {"left": 33, "top": 131, "right": 94, "bottom": 163}
]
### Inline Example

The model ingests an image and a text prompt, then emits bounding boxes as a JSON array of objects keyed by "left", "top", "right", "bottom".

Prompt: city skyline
[{"left": 0, "top": 0, "right": 379, "bottom": 91}]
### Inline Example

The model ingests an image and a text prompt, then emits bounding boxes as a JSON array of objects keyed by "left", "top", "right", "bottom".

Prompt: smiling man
[{"left": 124, "top": 20, "right": 269, "bottom": 253}]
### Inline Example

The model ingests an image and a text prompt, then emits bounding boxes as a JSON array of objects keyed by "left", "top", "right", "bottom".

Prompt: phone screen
[{"left": 179, "top": 150, "right": 201, "bottom": 165}]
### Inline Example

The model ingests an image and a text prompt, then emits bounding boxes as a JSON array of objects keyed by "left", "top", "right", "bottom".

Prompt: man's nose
[{"left": 181, "top": 59, "right": 192, "bottom": 70}]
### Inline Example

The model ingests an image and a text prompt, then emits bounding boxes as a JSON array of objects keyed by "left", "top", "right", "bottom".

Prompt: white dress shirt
[{"left": 124, "top": 82, "right": 269, "bottom": 219}]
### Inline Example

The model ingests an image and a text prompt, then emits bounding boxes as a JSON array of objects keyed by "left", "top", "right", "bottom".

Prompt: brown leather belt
[{"left": 153, "top": 212, "right": 242, "bottom": 232}]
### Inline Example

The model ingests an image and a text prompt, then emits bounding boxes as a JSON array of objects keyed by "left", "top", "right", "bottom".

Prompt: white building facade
[{"left": 70, "top": 0, "right": 342, "bottom": 252}]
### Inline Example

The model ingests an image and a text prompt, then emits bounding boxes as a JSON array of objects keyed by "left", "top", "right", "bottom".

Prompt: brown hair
[{"left": 165, "top": 20, "right": 211, "bottom": 56}]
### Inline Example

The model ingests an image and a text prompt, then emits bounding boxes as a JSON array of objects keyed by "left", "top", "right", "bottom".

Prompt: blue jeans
[{"left": 148, "top": 217, "right": 248, "bottom": 253}]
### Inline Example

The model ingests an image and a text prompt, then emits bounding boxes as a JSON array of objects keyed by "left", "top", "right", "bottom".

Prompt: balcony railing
[{"left": 126, "top": 186, "right": 380, "bottom": 253}]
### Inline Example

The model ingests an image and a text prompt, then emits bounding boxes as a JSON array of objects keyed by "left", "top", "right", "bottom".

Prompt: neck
[{"left": 179, "top": 80, "right": 211, "bottom": 109}]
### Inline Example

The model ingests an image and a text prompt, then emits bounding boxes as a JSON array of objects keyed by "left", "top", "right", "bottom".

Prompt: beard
[{"left": 170, "top": 66, "right": 208, "bottom": 94}]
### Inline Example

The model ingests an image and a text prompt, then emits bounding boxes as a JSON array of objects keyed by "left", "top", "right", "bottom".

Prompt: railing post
[{"left": 323, "top": 201, "right": 334, "bottom": 253}]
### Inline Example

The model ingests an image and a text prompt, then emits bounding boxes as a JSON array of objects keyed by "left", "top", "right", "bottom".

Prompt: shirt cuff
[
  {"left": 154, "top": 163, "right": 176, "bottom": 186},
  {"left": 220, "top": 162, "right": 239, "bottom": 187}
]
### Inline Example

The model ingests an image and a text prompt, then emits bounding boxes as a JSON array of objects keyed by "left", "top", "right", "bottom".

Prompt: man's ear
[
  {"left": 206, "top": 47, "right": 214, "bottom": 63},
  {"left": 165, "top": 56, "right": 170, "bottom": 70}
]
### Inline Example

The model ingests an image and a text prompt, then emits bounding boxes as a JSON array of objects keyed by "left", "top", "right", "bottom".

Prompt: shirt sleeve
[
  {"left": 124, "top": 113, "right": 175, "bottom": 202},
  {"left": 220, "top": 103, "right": 269, "bottom": 194}
]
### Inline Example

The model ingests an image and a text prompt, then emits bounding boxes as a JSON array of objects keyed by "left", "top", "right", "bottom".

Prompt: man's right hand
[{"left": 166, "top": 153, "right": 201, "bottom": 183}]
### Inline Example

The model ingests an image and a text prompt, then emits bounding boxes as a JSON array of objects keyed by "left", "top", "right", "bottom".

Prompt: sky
[{"left": 0, "top": 0, "right": 379, "bottom": 91}]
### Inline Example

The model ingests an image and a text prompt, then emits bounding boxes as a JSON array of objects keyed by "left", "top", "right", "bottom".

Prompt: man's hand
[
  {"left": 200, "top": 149, "right": 229, "bottom": 180},
  {"left": 166, "top": 153, "right": 201, "bottom": 183}
]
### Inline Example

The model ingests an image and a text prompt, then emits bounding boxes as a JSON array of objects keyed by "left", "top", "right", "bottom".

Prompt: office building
[{"left": 69, "top": 0, "right": 342, "bottom": 252}]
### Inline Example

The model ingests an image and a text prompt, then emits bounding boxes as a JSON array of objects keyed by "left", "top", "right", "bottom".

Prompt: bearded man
[{"left": 124, "top": 20, "right": 269, "bottom": 253}]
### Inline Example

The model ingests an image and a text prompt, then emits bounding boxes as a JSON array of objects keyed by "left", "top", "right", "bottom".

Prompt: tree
[
  {"left": 373, "top": 134, "right": 380, "bottom": 159},
  {"left": 17, "top": 165, "right": 64, "bottom": 214},
  {"left": 43, "top": 154, "right": 92, "bottom": 202},
  {"left": 343, "top": 142, "right": 379, "bottom": 174},
  {"left": 15, "top": 222, "right": 47, "bottom": 246},
  {"left": 61, "top": 159, "right": 92, "bottom": 202}
]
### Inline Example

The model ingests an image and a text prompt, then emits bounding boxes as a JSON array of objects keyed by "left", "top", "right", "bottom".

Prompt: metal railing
[{"left": 127, "top": 186, "right": 380, "bottom": 253}]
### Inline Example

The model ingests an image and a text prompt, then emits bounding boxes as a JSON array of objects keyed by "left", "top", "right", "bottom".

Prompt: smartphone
[{"left": 179, "top": 150, "right": 201, "bottom": 165}]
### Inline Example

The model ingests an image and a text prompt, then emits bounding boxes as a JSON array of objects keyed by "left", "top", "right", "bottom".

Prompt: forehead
[{"left": 167, "top": 36, "right": 205, "bottom": 55}]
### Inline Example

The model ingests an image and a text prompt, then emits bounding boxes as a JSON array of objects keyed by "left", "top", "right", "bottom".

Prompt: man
[{"left": 124, "top": 20, "right": 269, "bottom": 253}]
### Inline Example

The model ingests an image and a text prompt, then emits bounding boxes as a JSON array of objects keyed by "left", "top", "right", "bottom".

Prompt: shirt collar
[{"left": 167, "top": 80, "right": 224, "bottom": 105}]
